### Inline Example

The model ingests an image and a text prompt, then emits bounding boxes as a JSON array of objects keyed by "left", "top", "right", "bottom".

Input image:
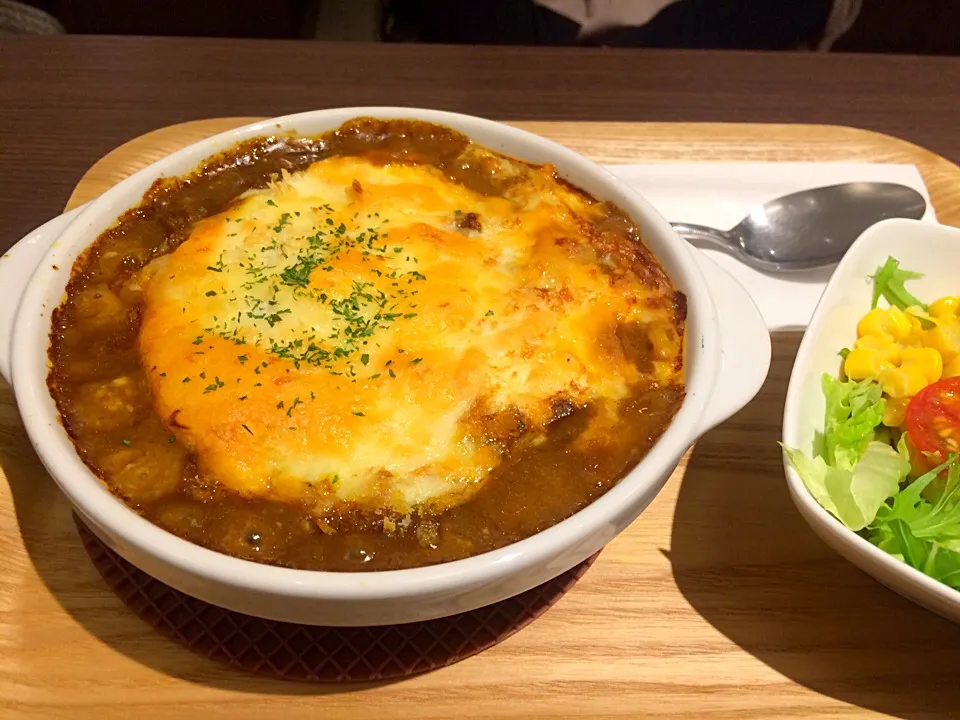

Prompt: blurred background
[{"left": 0, "top": 1, "right": 958, "bottom": 55}]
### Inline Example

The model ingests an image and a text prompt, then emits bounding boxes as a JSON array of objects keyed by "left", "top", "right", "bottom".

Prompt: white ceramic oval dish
[
  {"left": 0, "top": 108, "right": 770, "bottom": 626},
  {"left": 783, "top": 217, "right": 960, "bottom": 622}
]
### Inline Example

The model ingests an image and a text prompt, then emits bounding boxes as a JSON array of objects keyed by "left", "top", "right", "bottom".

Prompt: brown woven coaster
[{"left": 75, "top": 514, "right": 597, "bottom": 682}]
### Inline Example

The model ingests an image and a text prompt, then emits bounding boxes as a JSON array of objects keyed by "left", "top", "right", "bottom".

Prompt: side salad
[{"left": 783, "top": 256, "right": 960, "bottom": 589}]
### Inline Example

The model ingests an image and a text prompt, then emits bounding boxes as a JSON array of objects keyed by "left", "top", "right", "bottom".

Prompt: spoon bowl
[{"left": 672, "top": 182, "right": 927, "bottom": 272}]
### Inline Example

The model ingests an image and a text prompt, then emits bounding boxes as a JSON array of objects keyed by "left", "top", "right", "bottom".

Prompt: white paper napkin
[{"left": 602, "top": 163, "right": 937, "bottom": 330}]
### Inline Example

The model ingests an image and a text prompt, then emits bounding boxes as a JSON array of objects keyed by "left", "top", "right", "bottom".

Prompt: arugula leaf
[
  {"left": 875, "top": 518, "right": 960, "bottom": 590},
  {"left": 866, "top": 453, "right": 960, "bottom": 587},
  {"left": 872, "top": 454, "right": 960, "bottom": 539},
  {"left": 870, "top": 256, "right": 928, "bottom": 311},
  {"left": 889, "top": 519, "right": 931, "bottom": 568}
]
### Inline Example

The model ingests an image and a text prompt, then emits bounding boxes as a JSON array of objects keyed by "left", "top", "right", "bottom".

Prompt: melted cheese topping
[{"left": 138, "top": 152, "right": 683, "bottom": 518}]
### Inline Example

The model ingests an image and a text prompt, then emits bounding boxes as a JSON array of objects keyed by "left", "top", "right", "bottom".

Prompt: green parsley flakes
[{"left": 203, "top": 376, "right": 225, "bottom": 393}]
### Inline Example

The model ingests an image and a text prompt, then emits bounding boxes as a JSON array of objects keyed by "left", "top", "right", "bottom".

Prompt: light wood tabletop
[
  {"left": 5, "top": 37, "right": 960, "bottom": 719},
  {"left": 1, "top": 116, "right": 960, "bottom": 718}
]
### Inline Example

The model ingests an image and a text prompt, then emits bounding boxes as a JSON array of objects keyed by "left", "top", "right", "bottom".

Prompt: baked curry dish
[{"left": 48, "top": 118, "right": 686, "bottom": 571}]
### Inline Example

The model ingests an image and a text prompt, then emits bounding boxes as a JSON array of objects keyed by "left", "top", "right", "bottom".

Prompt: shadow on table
[
  {"left": 670, "top": 332, "right": 960, "bottom": 719},
  {"left": 0, "top": 382, "right": 391, "bottom": 695}
]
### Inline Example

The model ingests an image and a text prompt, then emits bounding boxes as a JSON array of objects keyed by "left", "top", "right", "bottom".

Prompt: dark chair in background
[{"left": 5, "top": 0, "right": 960, "bottom": 56}]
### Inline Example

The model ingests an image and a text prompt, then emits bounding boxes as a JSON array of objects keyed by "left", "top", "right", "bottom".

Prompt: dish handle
[
  {"left": 693, "top": 251, "right": 772, "bottom": 434},
  {"left": 0, "top": 205, "right": 86, "bottom": 385}
]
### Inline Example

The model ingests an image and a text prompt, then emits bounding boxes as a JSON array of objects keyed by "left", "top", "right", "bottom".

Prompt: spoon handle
[{"left": 670, "top": 223, "right": 737, "bottom": 255}]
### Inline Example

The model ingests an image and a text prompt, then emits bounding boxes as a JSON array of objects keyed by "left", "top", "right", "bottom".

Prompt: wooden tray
[{"left": 5, "top": 120, "right": 960, "bottom": 719}]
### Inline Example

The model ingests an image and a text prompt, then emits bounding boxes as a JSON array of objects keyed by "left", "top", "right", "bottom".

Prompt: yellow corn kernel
[
  {"left": 930, "top": 296, "right": 960, "bottom": 318},
  {"left": 844, "top": 347, "right": 893, "bottom": 381},
  {"left": 857, "top": 308, "right": 896, "bottom": 339},
  {"left": 882, "top": 396, "right": 909, "bottom": 427},
  {"left": 854, "top": 335, "right": 901, "bottom": 365},
  {"left": 945, "top": 355, "right": 960, "bottom": 378},
  {"left": 901, "top": 347, "right": 943, "bottom": 384},
  {"left": 923, "top": 317, "right": 960, "bottom": 363},
  {"left": 886, "top": 306, "right": 914, "bottom": 340},
  {"left": 905, "top": 307, "right": 925, "bottom": 334},
  {"left": 878, "top": 364, "right": 929, "bottom": 399}
]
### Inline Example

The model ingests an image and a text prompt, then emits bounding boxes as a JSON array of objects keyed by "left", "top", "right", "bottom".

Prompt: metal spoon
[{"left": 671, "top": 182, "right": 926, "bottom": 272}]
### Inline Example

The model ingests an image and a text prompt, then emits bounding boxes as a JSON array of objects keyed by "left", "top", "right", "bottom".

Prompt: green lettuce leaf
[
  {"left": 826, "top": 441, "right": 908, "bottom": 531},
  {"left": 820, "top": 374, "right": 886, "bottom": 469},
  {"left": 870, "top": 256, "right": 927, "bottom": 311},
  {"left": 784, "top": 441, "right": 908, "bottom": 531},
  {"left": 783, "top": 374, "right": 904, "bottom": 531},
  {"left": 782, "top": 446, "right": 839, "bottom": 518}
]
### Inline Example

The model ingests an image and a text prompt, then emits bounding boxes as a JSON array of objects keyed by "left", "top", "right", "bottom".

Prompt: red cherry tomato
[{"left": 905, "top": 376, "right": 960, "bottom": 457}]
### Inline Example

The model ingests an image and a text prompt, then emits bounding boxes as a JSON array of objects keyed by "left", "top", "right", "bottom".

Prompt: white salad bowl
[
  {"left": 783, "top": 217, "right": 960, "bottom": 622},
  {"left": 0, "top": 107, "right": 770, "bottom": 626}
]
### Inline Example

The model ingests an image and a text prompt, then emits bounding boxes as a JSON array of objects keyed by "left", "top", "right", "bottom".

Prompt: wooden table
[{"left": 5, "top": 37, "right": 960, "bottom": 719}]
